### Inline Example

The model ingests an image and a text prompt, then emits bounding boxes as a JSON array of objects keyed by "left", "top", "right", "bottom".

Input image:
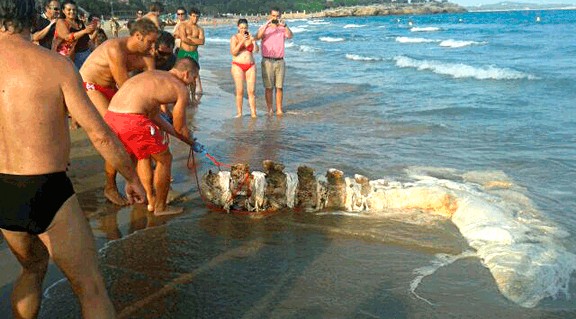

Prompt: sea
[{"left": 34, "top": 9, "right": 576, "bottom": 318}]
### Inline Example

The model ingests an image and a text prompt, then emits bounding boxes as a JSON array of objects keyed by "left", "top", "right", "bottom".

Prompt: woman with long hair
[
  {"left": 53, "top": 0, "right": 96, "bottom": 68},
  {"left": 230, "top": 18, "right": 259, "bottom": 118}
]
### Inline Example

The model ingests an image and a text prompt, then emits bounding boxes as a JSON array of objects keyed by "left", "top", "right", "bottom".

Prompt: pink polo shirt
[{"left": 259, "top": 25, "right": 287, "bottom": 59}]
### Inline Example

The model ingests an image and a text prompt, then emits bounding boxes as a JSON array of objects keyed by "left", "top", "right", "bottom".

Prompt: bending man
[{"left": 105, "top": 58, "right": 199, "bottom": 215}]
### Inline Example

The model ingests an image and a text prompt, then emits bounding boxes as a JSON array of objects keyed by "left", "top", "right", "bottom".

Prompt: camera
[
  {"left": 244, "top": 31, "right": 249, "bottom": 35},
  {"left": 271, "top": 19, "right": 279, "bottom": 24}
]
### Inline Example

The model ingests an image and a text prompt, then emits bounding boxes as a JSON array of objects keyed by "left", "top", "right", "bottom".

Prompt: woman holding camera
[
  {"left": 230, "top": 18, "right": 259, "bottom": 118},
  {"left": 53, "top": 0, "right": 96, "bottom": 69}
]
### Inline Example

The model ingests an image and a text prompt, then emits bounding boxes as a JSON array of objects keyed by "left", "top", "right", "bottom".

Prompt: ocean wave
[
  {"left": 290, "top": 26, "right": 309, "bottom": 34},
  {"left": 410, "top": 26, "right": 442, "bottom": 32},
  {"left": 396, "top": 36, "right": 439, "bottom": 44},
  {"left": 319, "top": 36, "right": 345, "bottom": 42},
  {"left": 394, "top": 56, "right": 538, "bottom": 80},
  {"left": 343, "top": 24, "right": 366, "bottom": 29},
  {"left": 345, "top": 54, "right": 382, "bottom": 61},
  {"left": 439, "top": 39, "right": 486, "bottom": 48}
]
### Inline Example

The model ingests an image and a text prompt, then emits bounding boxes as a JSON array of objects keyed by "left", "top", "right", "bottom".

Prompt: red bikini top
[{"left": 245, "top": 43, "right": 254, "bottom": 53}]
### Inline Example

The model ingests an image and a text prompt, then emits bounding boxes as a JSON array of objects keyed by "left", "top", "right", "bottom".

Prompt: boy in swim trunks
[
  {"left": 173, "top": 7, "right": 204, "bottom": 99},
  {"left": 80, "top": 18, "right": 158, "bottom": 206},
  {"left": 0, "top": 1, "right": 146, "bottom": 317},
  {"left": 105, "top": 58, "right": 199, "bottom": 216}
]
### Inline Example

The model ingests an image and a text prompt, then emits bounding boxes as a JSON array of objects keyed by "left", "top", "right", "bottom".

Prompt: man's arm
[
  {"left": 108, "top": 45, "right": 130, "bottom": 87},
  {"left": 32, "top": 20, "right": 54, "bottom": 42},
  {"left": 181, "top": 27, "right": 205, "bottom": 46},
  {"left": 170, "top": 81, "right": 192, "bottom": 140},
  {"left": 255, "top": 23, "right": 269, "bottom": 41},
  {"left": 143, "top": 55, "right": 156, "bottom": 71},
  {"left": 60, "top": 63, "right": 145, "bottom": 203}
]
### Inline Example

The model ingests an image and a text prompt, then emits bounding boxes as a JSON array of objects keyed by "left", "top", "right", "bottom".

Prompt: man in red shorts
[
  {"left": 80, "top": 18, "right": 157, "bottom": 205},
  {"left": 105, "top": 58, "right": 199, "bottom": 215}
]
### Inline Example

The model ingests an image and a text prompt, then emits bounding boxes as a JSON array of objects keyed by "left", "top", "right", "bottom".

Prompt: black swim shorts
[{"left": 0, "top": 172, "right": 75, "bottom": 235}]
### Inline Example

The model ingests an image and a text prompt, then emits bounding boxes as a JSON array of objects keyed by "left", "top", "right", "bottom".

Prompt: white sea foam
[
  {"left": 205, "top": 37, "right": 230, "bottom": 44},
  {"left": 396, "top": 36, "right": 439, "bottom": 44},
  {"left": 410, "top": 26, "right": 442, "bottom": 32},
  {"left": 410, "top": 251, "right": 477, "bottom": 305},
  {"left": 394, "top": 56, "right": 538, "bottom": 80},
  {"left": 308, "top": 20, "right": 330, "bottom": 25},
  {"left": 298, "top": 45, "right": 321, "bottom": 53},
  {"left": 439, "top": 39, "right": 486, "bottom": 48},
  {"left": 345, "top": 54, "right": 382, "bottom": 62},
  {"left": 319, "top": 36, "right": 345, "bottom": 42},
  {"left": 343, "top": 24, "right": 366, "bottom": 29}
]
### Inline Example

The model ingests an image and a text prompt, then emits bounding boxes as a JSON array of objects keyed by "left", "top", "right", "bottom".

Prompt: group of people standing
[
  {"left": 229, "top": 8, "right": 293, "bottom": 117},
  {"left": 33, "top": 0, "right": 106, "bottom": 69}
]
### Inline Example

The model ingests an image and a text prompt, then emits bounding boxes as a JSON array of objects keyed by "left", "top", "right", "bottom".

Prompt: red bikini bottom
[{"left": 232, "top": 61, "right": 255, "bottom": 72}]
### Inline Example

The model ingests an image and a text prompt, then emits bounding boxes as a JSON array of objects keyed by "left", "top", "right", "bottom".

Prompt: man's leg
[
  {"left": 86, "top": 90, "right": 128, "bottom": 206},
  {"left": 0, "top": 230, "right": 49, "bottom": 319},
  {"left": 150, "top": 149, "right": 182, "bottom": 215},
  {"left": 136, "top": 157, "right": 155, "bottom": 211},
  {"left": 261, "top": 59, "right": 274, "bottom": 114},
  {"left": 38, "top": 195, "right": 116, "bottom": 319},
  {"left": 275, "top": 88, "right": 284, "bottom": 115},
  {"left": 275, "top": 60, "right": 286, "bottom": 115}
]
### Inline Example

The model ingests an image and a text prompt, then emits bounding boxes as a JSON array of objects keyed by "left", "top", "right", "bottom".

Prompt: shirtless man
[
  {"left": 80, "top": 18, "right": 158, "bottom": 205},
  {"left": 105, "top": 58, "right": 199, "bottom": 215},
  {"left": 0, "top": 1, "right": 146, "bottom": 318},
  {"left": 141, "top": 1, "right": 163, "bottom": 29},
  {"left": 174, "top": 7, "right": 204, "bottom": 96}
]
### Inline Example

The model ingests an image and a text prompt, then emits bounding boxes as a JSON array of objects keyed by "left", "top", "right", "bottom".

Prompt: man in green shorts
[{"left": 174, "top": 7, "right": 204, "bottom": 98}]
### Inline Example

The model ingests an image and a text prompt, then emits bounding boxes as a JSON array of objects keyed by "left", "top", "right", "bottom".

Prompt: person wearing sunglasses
[
  {"left": 172, "top": 7, "right": 187, "bottom": 51},
  {"left": 32, "top": 0, "right": 60, "bottom": 49}
]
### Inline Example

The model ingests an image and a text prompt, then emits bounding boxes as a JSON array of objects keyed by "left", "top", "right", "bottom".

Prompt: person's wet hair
[
  {"left": 176, "top": 7, "right": 186, "bottom": 15},
  {"left": 189, "top": 7, "right": 200, "bottom": 16},
  {"left": 129, "top": 18, "right": 158, "bottom": 36},
  {"left": 174, "top": 57, "right": 199, "bottom": 72},
  {"left": 237, "top": 18, "right": 248, "bottom": 26},
  {"left": 270, "top": 7, "right": 281, "bottom": 14},
  {"left": 0, "top": 0, "right": 36, "bottom": 33},
  {"left": 156, "top": 31, "right": 174, "bottom": 50},
  {"left": 149, "top": 2, "right": 163, "bottom": 13}
]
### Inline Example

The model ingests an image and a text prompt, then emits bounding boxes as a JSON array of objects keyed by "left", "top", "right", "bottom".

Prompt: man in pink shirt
[{"left": 256, "top": 7, "right": 293, "bottom": 115}]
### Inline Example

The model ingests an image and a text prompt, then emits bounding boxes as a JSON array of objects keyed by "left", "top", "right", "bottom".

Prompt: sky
[{"left": 450, "top": 0, "right": 576, "bottom": 6}]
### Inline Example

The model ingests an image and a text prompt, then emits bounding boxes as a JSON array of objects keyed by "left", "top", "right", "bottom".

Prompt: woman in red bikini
[{"left": 230, "top": 18, "right": 259, "bottom": 118}]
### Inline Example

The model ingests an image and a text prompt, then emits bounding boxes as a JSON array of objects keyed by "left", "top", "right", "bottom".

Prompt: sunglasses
[
  {"left": 49, "top": 7, "right": 60, "bottom": 10},
  {"left": 157, "top": 50, "right": 172, "bottom": 56}
]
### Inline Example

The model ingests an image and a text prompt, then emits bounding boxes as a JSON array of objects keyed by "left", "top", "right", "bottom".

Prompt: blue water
[{"left": 31, "top": 10, "right": 576, "bottom": 318}]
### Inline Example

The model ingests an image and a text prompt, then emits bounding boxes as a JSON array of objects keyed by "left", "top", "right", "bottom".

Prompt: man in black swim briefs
[{"left": 0, "top": 1, "right": 146, "bottom": 318}]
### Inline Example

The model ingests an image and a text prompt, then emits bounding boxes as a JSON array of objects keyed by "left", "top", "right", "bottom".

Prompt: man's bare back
[
  {"left": 0, "top": 36, "right": 73, "bottom": 174},
  {"left": 108, "top": 70, "right": 191, "bottom": 133},
  {"left": 80, "top": 37, "right": 155, "bottom": 88}
]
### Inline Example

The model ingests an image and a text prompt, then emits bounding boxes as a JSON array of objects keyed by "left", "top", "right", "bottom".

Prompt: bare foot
[
  {"left": 104, "top": 188, "right": 129, "bottom": 206},
  {"left": 154, "top": 206, "right": 184, "bottom": 216},
  {"left": 251, "top": 113, "right": 257, "bottom": 118},
  {"left": 267, "top": 110, "right": 273, "bottom": 116},
  {"left": 276, "top": 111, "right": 284, "bottom": 116},
  {"left": 235, "top": 113, "right": 242, "bottom": 118},
  {"left": 147, "top": 204, "right": 154, "bottom": 212}
]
